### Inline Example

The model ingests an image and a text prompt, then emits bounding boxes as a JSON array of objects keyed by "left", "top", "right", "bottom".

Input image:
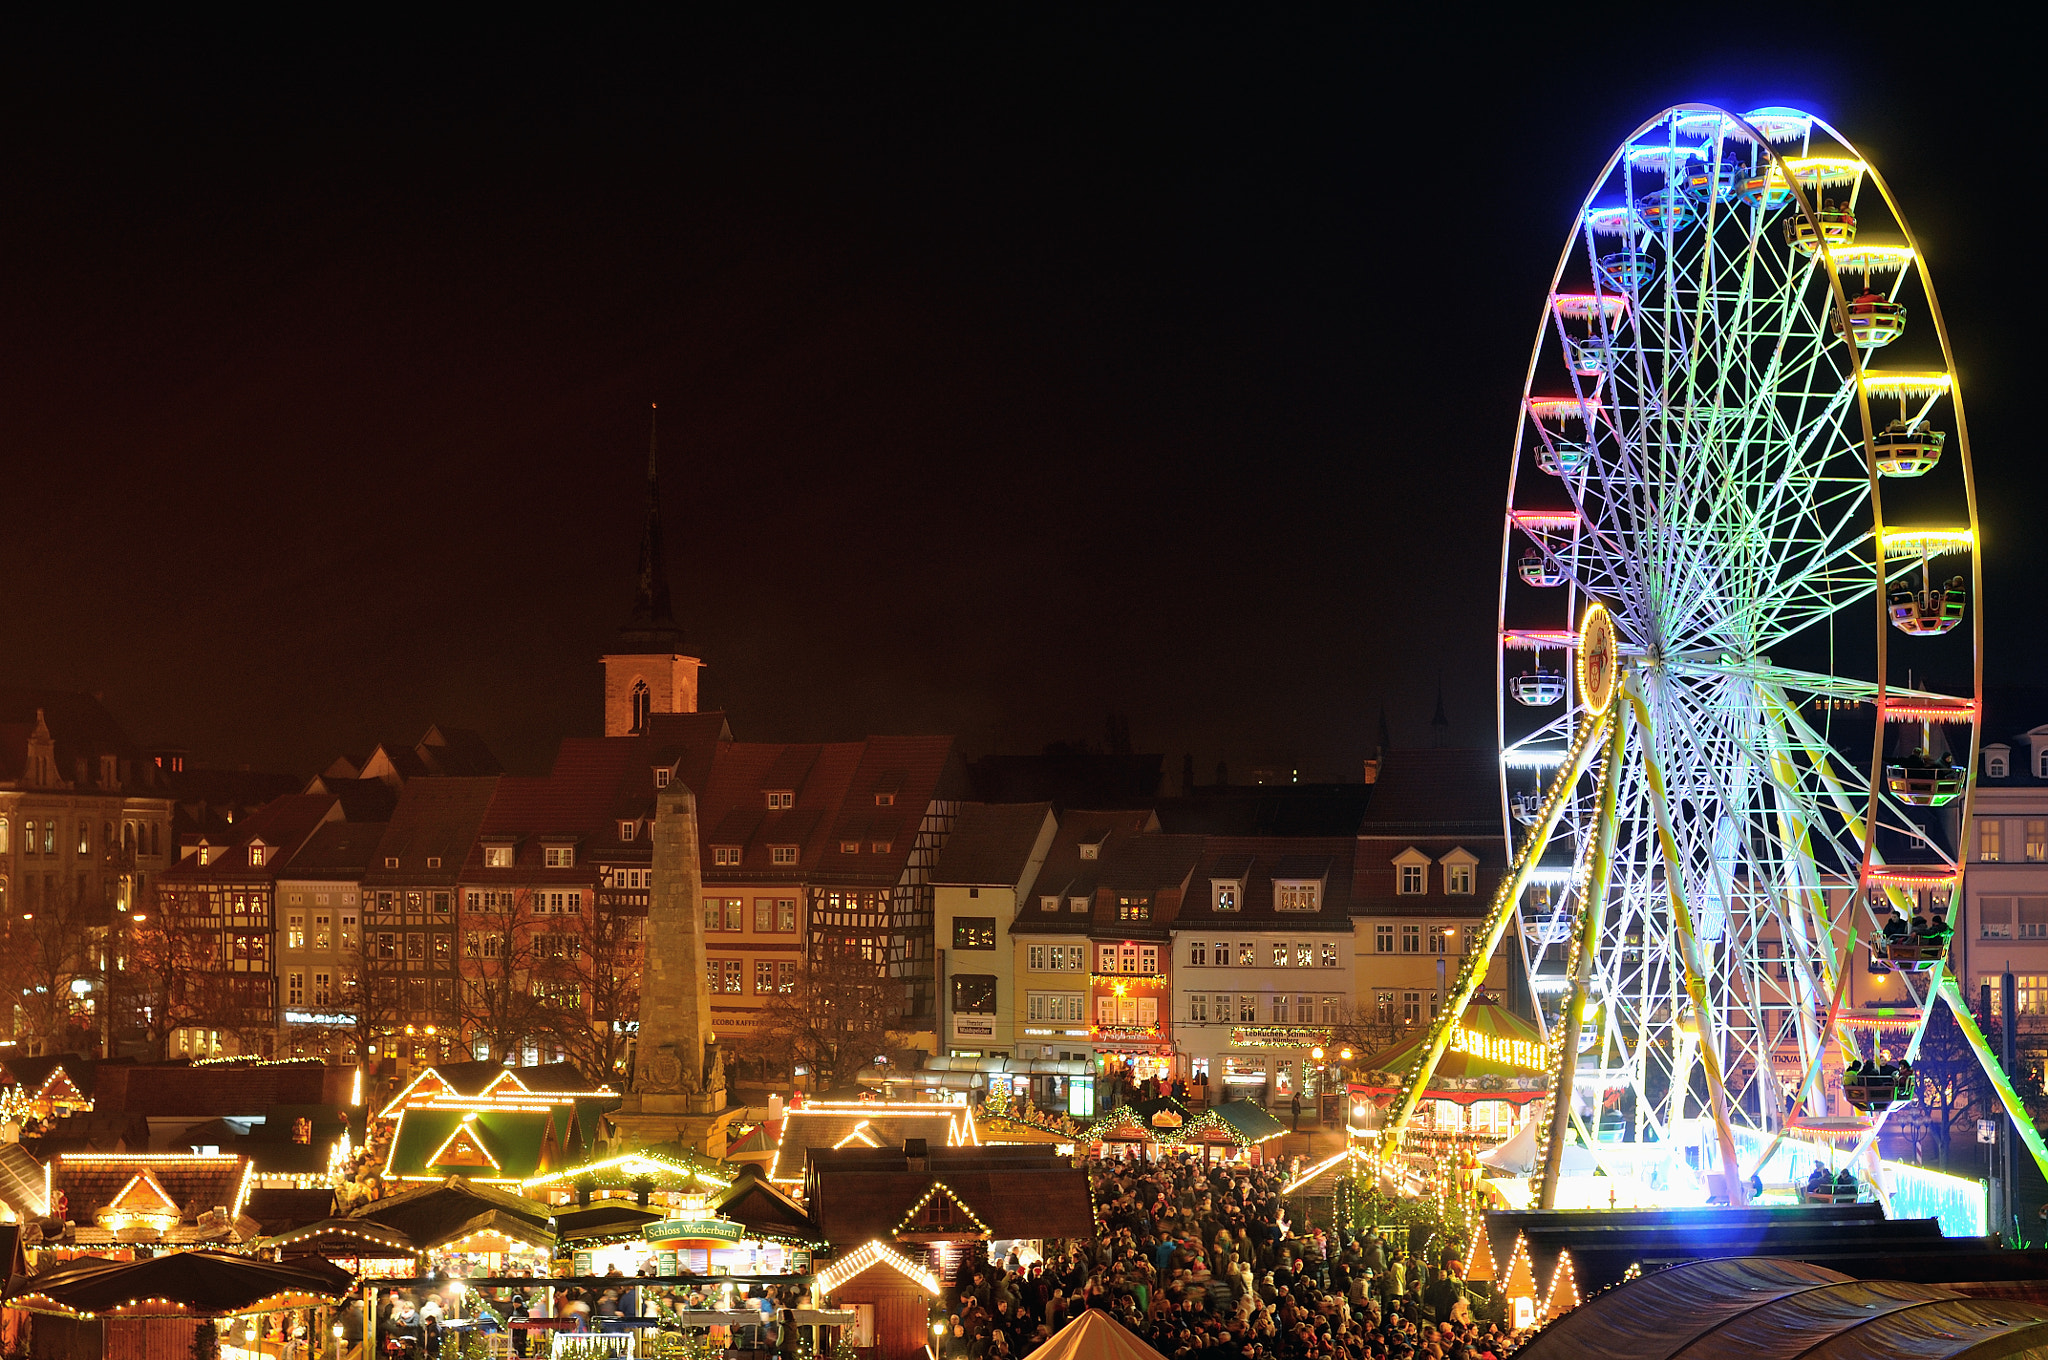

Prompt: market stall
[
  {"left": 1350, "top": 997, "right": 1548, "bottom": 1139},
  {"left": 1, "top": 1248, "right": 353, "bottom": 1360}
]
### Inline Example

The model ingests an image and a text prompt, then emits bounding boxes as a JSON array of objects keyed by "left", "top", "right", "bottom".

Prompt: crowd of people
[{"left": 938, "top": 1154, "right": 1512, "bottom": 1360}]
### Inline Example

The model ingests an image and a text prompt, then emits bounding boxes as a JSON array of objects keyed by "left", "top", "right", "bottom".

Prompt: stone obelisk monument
[{"left": 610, "top": 786, "right": 739, "bottom": 1156}]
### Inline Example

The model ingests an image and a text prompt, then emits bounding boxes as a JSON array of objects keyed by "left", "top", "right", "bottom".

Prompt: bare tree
[
  {"left": 542, "top": 897, "right": 641, "bottom": 1083},
  {"left": 757, "top": 948, "right": 904, "bottom": 1095},
  {"left": 0, "top": 882, "right": 106, "bottom": 1056},
  {"left": 458, "top": 888, "right": 554, "bottom": 1064}
]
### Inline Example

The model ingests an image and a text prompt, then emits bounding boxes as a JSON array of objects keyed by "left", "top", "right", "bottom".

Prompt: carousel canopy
[
  {"left": 1356, "top": 997, "right": 1547, "bottom": 1101},
  {"left": 4, "top": 1248, "right": 353, "bottom": 1318},
  {"left": 1025, "top": 1310, "right": 1168, "bottom": 1360}
]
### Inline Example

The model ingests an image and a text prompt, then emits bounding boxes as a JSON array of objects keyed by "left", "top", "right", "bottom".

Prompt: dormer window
[
  {"left": 384, "top": 856, "right": 401, "bottom": 870},
  {"left": 1986, "top": 745, "right": 2010, "bottom": 779},
  {"left": 483, "top": 845, "right": 513, "bottom": 869},
  {"left": 713, "top": 847, "right": 741, "bottom": 866},
  {"left": 1118, "top": 895, "right": 1151, "bottom": 922},
  {"left": 874, "top": 792, "right": 895, "bottom": 807},
  {"left": 771, "top": 846, "right": 798, "bottom": 866},
  {"left": 765, "top": 790, "right": 794, "bottom": 810},
  {"left": 426, "top": 856, "right": 442, "bottom": 869},
  {"left": 2037, "top": 747, "right": 2048, "bottom": 780},
  {"left": 247, "top": 843, "right": 266, "bottom": 867},
  {"left": 841, "top": 840, "right": 860, "bottom": 853},
  {"left": 1440, "top": 847, "right": 1479, "bottom": 896},
  {"left": 1274, "top": 881, "right": 1321, "bottom": 912},
  {"left": 872, "top": 840, "right": 892, "bottom": 854},
  {"left": 1213, "top": 880, "right": 1241, "bottom": 912},
  {"left": 198, "top": 846, "right": 217, "bottom": 867},
  {"left": 1079, "top": 833, "right": 1108, "bottom": 861},
  {"left": 620, "top": 821, "right": 637, "bottom": 841},
  {"left": 544, "top": 845, "right": 575, "bottom": 869},
  {"left": 1041, "top": 895, "right": 1059, "bottom": 912},
  {"left": 654, "top": 767, "right": 671, "bottom": 788},
  {"left": 1070, "top": 896, "right": 1090, "bottom": 913},
  {"left": 1394, "top": 847, "right": 1432, "bottom": 896}
]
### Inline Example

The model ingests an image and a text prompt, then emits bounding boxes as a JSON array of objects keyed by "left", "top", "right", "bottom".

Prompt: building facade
[
  {"left": 274, "top": 820, "right": 383, "bottom": 1060},
  {"left": 931, "top": 802, "right": 1055, "bottom": 1057},
  {"left": 1172, "top": 837, "right": 1359, "bottom": 1106}
]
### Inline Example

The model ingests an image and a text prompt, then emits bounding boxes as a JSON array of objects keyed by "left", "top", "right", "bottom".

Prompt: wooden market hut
[{"left": 2, "top": 1248, "right": 352, "bottom": 1360}]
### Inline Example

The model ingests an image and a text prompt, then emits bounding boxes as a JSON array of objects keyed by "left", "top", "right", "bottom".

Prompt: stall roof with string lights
[{"left": 1080, "top": 1097, "right": 1286, "bottom": 1157}]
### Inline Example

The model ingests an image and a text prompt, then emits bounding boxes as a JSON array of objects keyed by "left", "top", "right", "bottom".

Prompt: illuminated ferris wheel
[{"left": 1380, "top": 104, "right": 2032, "bottom": 1203}]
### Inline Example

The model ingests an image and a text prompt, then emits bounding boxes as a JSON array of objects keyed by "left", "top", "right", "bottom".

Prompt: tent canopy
[
  {"left": 1355, "top": 997, "right": 1547, "bottom": 1103},
  {"left": 1515, "top": 1256, "right": 2048, "bottom": 1360},
  {"left": 1025, "top": 1309, "right": 1169, "bottom": 1360},
  {"left": 4, "top": 1249, "right": 353, "bottom": 1318}
]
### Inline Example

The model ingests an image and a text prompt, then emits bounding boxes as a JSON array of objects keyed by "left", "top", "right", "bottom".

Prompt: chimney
[{"left": 904, "top": 1137, "right": 928, "bottom": 1172}]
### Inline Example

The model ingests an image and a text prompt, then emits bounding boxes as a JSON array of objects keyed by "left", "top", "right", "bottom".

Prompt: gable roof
[
  {"left": 767, "top": 1105, "right": 975, "bottom": 1185},
  {"left": 932, "top": 803, "right": 1056, "bottom": 887},
  {"left": 362, "top": 777, "right": 500, "bottom": 885},
  {"left": 382, "top": 1107, "right": 570, "bottom": 1182},
  {"left": 52, "top": 1152, "right": 252, "bottom": 1221}
]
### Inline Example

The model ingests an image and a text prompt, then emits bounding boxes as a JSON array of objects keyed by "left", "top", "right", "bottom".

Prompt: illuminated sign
[
  {"left": 1448, "top": 1027, "right": 1543, "bottom": 1072},
  {"left": 1150, "top": 1110, "right": 1183, "bottom": 1128},
  {"left": 645, "top": 1217, "right": 746, "bottom": 1244},
  {"left": 285, "top": 1011, "right": 357, "bottom": 1026}
]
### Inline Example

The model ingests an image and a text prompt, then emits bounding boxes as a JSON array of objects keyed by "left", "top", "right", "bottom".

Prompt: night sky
[{"left": 3, "top": 17, "right": 2039, "bottom": 779}]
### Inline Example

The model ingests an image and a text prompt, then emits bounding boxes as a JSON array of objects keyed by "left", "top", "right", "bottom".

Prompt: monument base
[{"left": 611, "top": 1099, "right": 743, "bottom": 1159}]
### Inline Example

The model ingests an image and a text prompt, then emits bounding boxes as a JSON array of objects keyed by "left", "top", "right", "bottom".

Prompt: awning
[{"left": 5, "top": 1249, "right": 353, "bottom": 1318}]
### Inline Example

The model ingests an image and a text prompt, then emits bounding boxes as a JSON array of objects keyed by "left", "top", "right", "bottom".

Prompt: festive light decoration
[
  {"left": 1880, "top": 527, "right": 1974, "bottom": 558},
  {"left": 520, "top": 1151, "right": 730, "bottom": 1192},
  {"left": 1542, "top": 1250, "right": 1580, "bottom": 1321},
  {"left": 1463, "top": 1225, "right": 1496, "bottom": 1283},
  {"left": 891, "top": 1182, "right": 991, "bottom": 1236},
  {"left": 812, "top": 1239, "right": 940, "bottom": 1297}
]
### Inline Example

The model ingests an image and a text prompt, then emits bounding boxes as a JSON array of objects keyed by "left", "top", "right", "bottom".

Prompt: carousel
[{"left": 1350, "top": 998, "right": 1549, "bottom": 1142}]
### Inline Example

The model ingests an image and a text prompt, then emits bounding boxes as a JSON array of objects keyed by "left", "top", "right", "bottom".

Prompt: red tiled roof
[
  {"left": 1176, "top": 835, "right": 1359, "bottom": 930},
  {"left": 160, "top": 795, "right": 338, "bottom": 886},
  {"left": 363, "top": 778, "right": 500, "bottom": 886},
  {"left": 1356, "top": 748, "right": 1502, "bottom": 832}
]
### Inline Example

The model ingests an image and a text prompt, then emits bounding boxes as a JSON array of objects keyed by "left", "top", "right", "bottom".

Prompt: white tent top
[{"left": 1025, "top": 1309, "right": 1168, "bottom": 1360}]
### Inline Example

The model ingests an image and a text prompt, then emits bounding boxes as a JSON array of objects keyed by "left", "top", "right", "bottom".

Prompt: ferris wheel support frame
[
  {"left": 1378, "top": 711, "right": 1611, "bottom": 1149},
  {"left": 1623, "top": 671, "right": 1748, "bottom": 1199},
  {"left": 1538, "top": 703, "right": 1627, "bottom": 1207}
]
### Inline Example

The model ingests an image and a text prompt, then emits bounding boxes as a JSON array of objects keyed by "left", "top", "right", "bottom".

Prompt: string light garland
[
  {"left": 812, "top": 1239, "right": 939, "bottom": 1296},
  {"left": 1542, "top": 1249, "right": 1580, "bottom": 1321},
  {"left": 890, "top": 1182, "right": 991, "bottom": 1236}
]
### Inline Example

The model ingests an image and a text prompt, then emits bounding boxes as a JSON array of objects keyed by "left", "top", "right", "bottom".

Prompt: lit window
[
  {"left": 1321, "top": 942, "right": 1339, "bottom": 968},
  {"left": 1982, "top": 819, "right": 2004, "bottom": 862},
  {"left": 1272, "top": 942, "right": 1289, "bottom": 967},
  {"left": 286, "top": 914, "right": 305, "bottom": 950},
  {"left": 544, "top": 846, "right": 574, "bottom": 869},
  {"left": 953, "top": 918, "right": 997, "bottom": 950},
  {"left": 1275, "top": 882, "right": 1319, "bottom": 911},
  {"left": 1445, "top": 862, "right": 1474, "bottom": 895},
  {"left": 483, "top": 846, "right": 512, "bottom": 868},
  {"left": 1118, "top": 896, "right": 1150, "bottom": 921},
  {"left": 287, "top": 972, "right": 304, "bottom": 1005},
  {"left": 2031, "top": 822, "right": 2048, "bottom": 863},
  {"left": 755, "top": 961, "right": 776, "bottom": 994},
  {"left": 1237, "top": 942, "right": 1255, "bottom": 966},
  {"left": 1214, "top": 881, "right": 1239, "bottom": 911},
  {"left": 249, "top": 843, "right": 267, "bottom": 867}
]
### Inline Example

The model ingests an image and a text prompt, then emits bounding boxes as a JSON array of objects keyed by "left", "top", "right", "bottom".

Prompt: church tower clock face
[{"left": 1578, "top": 601, "right": 1617, "bottom": 715}]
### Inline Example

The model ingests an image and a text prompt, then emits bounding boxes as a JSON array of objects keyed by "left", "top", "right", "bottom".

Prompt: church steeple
[
  {"left": 618, "top": 404, "right": 683, "bottom": 651},
  {"left": 601, "top": 404, "right": 702, "bottom": 737}
]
